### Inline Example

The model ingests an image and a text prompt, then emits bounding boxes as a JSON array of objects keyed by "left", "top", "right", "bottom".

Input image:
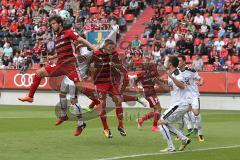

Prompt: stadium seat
[
  {"left": 234, "top": 64, "right": 240, "bottom": 70},
  {"left": 165, "top": 6, "right": 172, "bottom": 13},
  {"left": 185, "top": 55, "right": 192, "bottom": 63},
  {"left": 204, "top": 64, "right": 214, "bottom": 71},
  {"left": 176, "top": 13, "right": 184, "bottom": 20},
  {"left": 141, "top": 38, "right": 148, "bottom": 46},
  {"left": 173, "top": 6, "right": 180, "bottom": 13},
  {"left": 234, "top": 21, "right": 239, "bottom": 28},
  {"left": 212, "top": 13, "right": 219, "bottom": 19},
  {"left": 97, "top": 0, "right": 104, "bottom": 6},
  {"left": 232, "top": 38, "right": 238, "bottom": 43},
  {"left": 125, "top": 14, "right": 134, "bottom": 21},
  {"left": 194, "top": 38, "right": 201, "bottom": 46},
  {"left": 232, "top": 56, "right": 239, "bottom": 64},
  {"left": 223, "top": 38, "right": 229, "bottom": 44},
  {"left": 32, "top": 63, "right": 40, "bottom": 69},
  {"left": 90, "top": 7, "right": 98, "bottom": 14},
  {"left": 202, "top": 55, "right": 209, "bottom": 63},
  {"left": 191, "top": 55, "right": 196, "bottom": 61}
]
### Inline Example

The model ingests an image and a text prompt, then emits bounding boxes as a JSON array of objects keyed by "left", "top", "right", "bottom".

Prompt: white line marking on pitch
[{"left": 97, "top": 144, "right": 240, "bottom": 160}]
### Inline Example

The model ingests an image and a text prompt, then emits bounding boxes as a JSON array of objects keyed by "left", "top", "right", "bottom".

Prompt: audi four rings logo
[{"left": 14, "top": 74, "right": 48, "bottom": 87}]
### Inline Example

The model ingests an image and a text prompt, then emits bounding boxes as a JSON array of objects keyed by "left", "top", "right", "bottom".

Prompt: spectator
[
  {"left": 213, "top": 0, "right": 224, "bottom": 13},
  {"left": 219, "top": 47, "right": 228, "bottom": 65},
  {"left": 192, "top": 54, "right": 203, "bottom": 71},
  {"left": 194, "top": 13, "right": 204, "bottom": 29},
  {"left": 2, "top": 56, "right": 11, "bottom": 68},
  {"left": 183, "top": 38, "right": 194, "bottom": 56},
  {"left": 131, "top": 35, "right": 142, "bottom": 57},
  {"left": 214, "top": 37, "right": 225, "bottom": 52},
  {"left": 118, "top": 13, "right": 127, "bottom": 31},
  {"left": 165, "top": 37, "right": 176, "bottom": 54},
  {"left": 13, "top": 51, "right": 24, "bottom": 69},
  {"left": 111, "top": 19, "right": 120, "bottom": 38},
  {"left": 128, "top": 0, "right": 139, "bottom": 17},
  {"left": 224, "top": 20, "right": 237, "bottom": 38},
  {"left": 3, "top": 42, "right": 13, "bottom": 59},
  {"left": 151, "top": 45, "right": 161, "bottom": 63}
]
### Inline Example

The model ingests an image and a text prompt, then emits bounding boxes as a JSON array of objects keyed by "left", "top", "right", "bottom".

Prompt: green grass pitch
[{"left": 0, "top": 105, "right": 240, "bottom": 160}]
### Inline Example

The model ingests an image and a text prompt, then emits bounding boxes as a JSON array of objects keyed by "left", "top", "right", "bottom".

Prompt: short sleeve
[{"left": 66, "top": 29, "right": 79, "bottom": 40}]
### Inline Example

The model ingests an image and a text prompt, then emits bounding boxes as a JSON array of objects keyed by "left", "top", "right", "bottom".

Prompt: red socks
[
  {"left": 100, "top": 109, "right": 109, "bottom": 130},
  {"left": 153, "top": 111, "right": 160, "bottom": 127},
  {"left": 116, "top": 106, "right": 123, "bottom": 128},
  {"left": 28, "top": 74, "right": 41, "bottom": 98},
  {"left": 141, "top": 111, "right": 155, "bottom": 121}
]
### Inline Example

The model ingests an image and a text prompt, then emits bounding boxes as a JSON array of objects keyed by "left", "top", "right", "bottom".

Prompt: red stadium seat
[
  {"left": 194, "top": 38, "right": 201, "bottom": 46},
  {"left": 234, "top": 64, "right": 240, "bottom": 70},
  {"left": 232, "top": 38, "right": 238, "bottom": 43},
  {"left": 165, "top": 6, "right": 172, "bottom": 13},
  {"left": 125, "top": 14, "right": 134, "bottom": 21},
  {"left": 173, "top": 6, "right": 180, "bottom": 13},
  {"left": 90, "top": 6, "right": 98, "bottom": 14},
  {"left": 202, "top": 55, "right": 209, "bottom": 63},
  {"left": 97, "top": 0, "right": 104, "bottom": 6},
  {"left": 212, "top": 13, "right": 219, "bottom": 19},
  {"left": 141, "top": 38, "right": 148, "bottom": 46},
  {"left": 32, "top": 63, "right": 40, "bottom": 69},
  {"left": 176, "top": 13, "right": 184, "bottom": 20},
  {"left": 223, "top": 38, "right": 229, "bottom": 44},
  {"left": 185, "top": 55, "right": 192, "bottom": 63},
  {"left": 234, "top": 21, "right": 239, "bottom": 28},
  {"left": 204, "top": 64, "right": 214, "bottom": 71},
  {"left": 232, "top": 56, "right": 239, "bottom": 64},
  {"left": 191, "top": 55, "right": 196, "bottom": 61}
]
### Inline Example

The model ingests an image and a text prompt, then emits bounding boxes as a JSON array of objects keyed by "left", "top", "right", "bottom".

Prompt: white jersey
[
  {"left": 77, "top": 47, "right": 93, "bottom": 78},
  {"left": 168, "top": 69, "right": 189, "bottom": 106},
  {"left": 180, "top": 66, "right": 200, "bottom": 98}
]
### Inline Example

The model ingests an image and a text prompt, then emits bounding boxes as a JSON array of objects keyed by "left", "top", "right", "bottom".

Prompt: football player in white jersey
[
  {"left": 178, "top": 55, "right": 204, "bottom": 142},
  {"left": 157, "top": 56, "right": 191, "bottom": 152}
]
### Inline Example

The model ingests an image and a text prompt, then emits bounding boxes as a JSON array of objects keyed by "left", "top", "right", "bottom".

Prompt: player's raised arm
[{"left": 77, "top": 36, "right": 97, "bottom": 51}]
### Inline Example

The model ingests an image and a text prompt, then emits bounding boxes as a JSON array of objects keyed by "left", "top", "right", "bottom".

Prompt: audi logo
[{"left": 14, "top": 74, "right": 48, "bottom": 87}]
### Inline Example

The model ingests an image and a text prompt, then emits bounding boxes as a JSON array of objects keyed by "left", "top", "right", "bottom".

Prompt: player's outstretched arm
[{"left": 77, "top": 37, "right": 97, "bottom": 51}]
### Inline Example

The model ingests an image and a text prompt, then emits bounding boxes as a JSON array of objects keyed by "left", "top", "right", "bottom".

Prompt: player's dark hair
[
  {"left": 48, "top": 15, "right": 63, "bottom": 26},
  {"left": 104, "top": 39, "right": 115, "bottom": 46},
  {"left": 169, "top": 56, "right": 179, "bottom": 68},
  {"left": 178, "top": 55, "right": 186, "bottom": 62}
]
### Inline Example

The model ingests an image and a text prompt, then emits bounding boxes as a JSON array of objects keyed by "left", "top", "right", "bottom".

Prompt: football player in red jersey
[
  {"left": 18, "top": 15, "right": 96, "bottom": 136},
  {"left": 136, "top": 57, "right": 162, "bottom": 132},
  {"left": 89, "top": 39, "right": 126, "bottom": 138}
]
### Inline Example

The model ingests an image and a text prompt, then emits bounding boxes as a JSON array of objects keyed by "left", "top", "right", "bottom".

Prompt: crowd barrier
[{"left": 0, "top": 70, "right": 239, "bottom": 93}]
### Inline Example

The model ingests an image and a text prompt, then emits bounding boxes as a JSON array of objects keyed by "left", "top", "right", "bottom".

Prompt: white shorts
[
  {"left": 161, "top": 104, "right": 189, "bottom": 123},
  {"left": 189, "top": 97, "right": 200, "bottom": 110},
  {"left": 60, "top": 76, "right": 77, "bottom": 99}
]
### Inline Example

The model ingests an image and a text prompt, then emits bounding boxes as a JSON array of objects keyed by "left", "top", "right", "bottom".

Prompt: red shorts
[
  {"left": 45, "top": 61, "right": 81, "bottom": 83},
  {"left": 95, "top": 83, "right": 120, "bottom": 99},
  {"left": 146, "top": 95, "right": 160, "bottom": 108}
]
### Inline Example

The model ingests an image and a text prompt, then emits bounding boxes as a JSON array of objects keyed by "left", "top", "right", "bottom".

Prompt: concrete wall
[{"left": 0, "top": 90, "right": 239, "bottom": 110}]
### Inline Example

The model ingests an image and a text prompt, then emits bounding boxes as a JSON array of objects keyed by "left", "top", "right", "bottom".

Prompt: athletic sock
[
  {"left": 141, "top": 111, "right": 155, "bottom": 122},
  {"left": 159, "top": 125, "right": 174, "bottom": 148},
  {"left": 153, "top": 111, "right": 160, "bottom": 127},
  {"left": 100, "top": 109, "right": 109, "bottom": 130},
  {"left": 60, "top": 97, "right": 68, "bottom": 117},
  {"left": 184, "top": 112, "right": 193, "bottom": 130},
  {"left": 195, "top": 114, "right": 203, "bottom": 135},
  {"left": 73, "top": 104, "right": 83, "bottom": 126},
  {"left": 29, "top": 74, "right": 41, "bottom": 98},
  {"left": 116, "top": 106, "right": 123, "bottom": 128}
]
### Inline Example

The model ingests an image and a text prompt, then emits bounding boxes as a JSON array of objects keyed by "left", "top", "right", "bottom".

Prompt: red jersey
[
  {"left": 92, "top": 50, "right": 120, "bottom": 85},
  {"left": 137, "top": 63, "right": 158, "bottom": 97},
  {"left": 55, "top": 29, "right": 79, "bottom": 63}
]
